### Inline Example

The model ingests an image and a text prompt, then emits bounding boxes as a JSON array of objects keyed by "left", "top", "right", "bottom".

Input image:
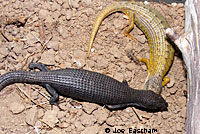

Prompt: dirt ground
[{"left": 0, "top": 0, "right": 186, "bottom": 134}]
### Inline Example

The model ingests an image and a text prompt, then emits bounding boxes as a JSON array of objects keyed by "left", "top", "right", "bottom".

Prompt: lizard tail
[
  {"left": 0, "top": 71, "right": 32, "bottom": 91},
  {"left": 88, "top": 3, "right": 123, "bottom": 57}
]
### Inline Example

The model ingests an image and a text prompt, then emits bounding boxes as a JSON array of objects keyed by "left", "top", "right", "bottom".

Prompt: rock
[
  {"left": 59, "top": 122, "right": 70, "bottom": 128},
  {"left": 64, "top": 61, "right": 73, "bottom": 68},
  {"left": 110, "top": 47, "right": 122, "bottom": 59},
  {"left": 51, "top": 2, "right": 61, "bottom": 11},
  {"left": 0, "top": 47, "right": 9, "bottom": 59},
  {"left": 113, "top": 18, "right": 124, "bottom": 29},
  {"left": 57, "top": 111, "right": 66, "bottom": 120},
  {"left": 42, "top": 110, "right": 59, "bottom": 127},
  {"left": 84, "top": 8, "right": 95, "bottom": 17},
  {"left": 96, "top": 58, "right": 109, "bottom": 69},
  {"left": 58, "top": 26, "right": 70, "bottom": 39},
  {"left": 81, "top": 125, "right": 99, "bottom": 134},
  {"left": 124, "top": 42, "right": 133, "bottom": 53},
  {"left": 106, "top": 116, "right": 116, "bottom": 126},
  {"left": 9, "top": 102, "right": 25, "bottom": 114},
  {"left": 161, "top": 112, "right": 170, "bottom": 119},
  {"left": 46, "top": 128, "right": 62, "bottom": 134},
  {"left": 39, "top": 49, "right": 56, "bottom": 65},
  {"left": 33, "top": 0, "right": 40, "bottom": 5},
  {"left": 70, "top": 100, "right": 82, "bottom": 109},
  {"left": 123, "top": 56, "right": 131, "bottom": 63},
  {"left": 63, "top": 1, "right": 70, "bottom": 9},
  {"left": 73, "top": 49, "right": 86, "bottom": 58},
  {"left": 74, "top": 121, "right": 85, "bottom": 131},
  {"left": 65, "top": 124, "right": 76, "bottom": 132},
  {"left": 39, "top": 9, "right": 50, "bottom": 19},
  {"left": 82, "top": 0, "right": 92, "bottom": 6},
  {"left": 177, "top": 96, "right": 186, "bottom": 107},
  {"left": 47, "top": 41, "right": 60, "bottom": 51},
  {"left": 141, "top": 64, "right": 147, "bottom": 70},
  {"left": 176, "top": 3, "right": 184, "bottom": 9},
  {"left": 25, "top": 31, "right": 38, "bottom": 45},
  {"left": 87, "top": 60, "right": 96, "bottom": 68},
  {"left": 136, "top": 122, "right": 144, "bottom": 129},
  {"left": 176, "top": 122, "right": 183, "bottom": 132},
  {"left": 171, "top": 3, "right": 177, "bottom": 7},
  {"left": 167, "top": 76, "right": 175, "bottom": 88},
  {"left": 114, "top": 72, "right": 124, "bottom": 82},
  {"left": 82, "top": 102, "right": 98, "bottom": 114},
  {"left": 69, "top": 106, "right": 83, "bottom": 116},
  {"left": 26, "top": 106, "right": 38, "bottom": 126},
  {"left": 71, "top": 0, "right": 80, "bottom": 9},
  {"left": 169, "top": 87, "right": 177, "bottom": 95},
  {"left": 136, "top": 35, "right": 146, "bottom": 44},
  {"left": 37, "top": 109, "right": 45, "bottom": 119},
  {"left": 93, "top": 108, "right": 109, "bottom": 124},
  {"left": 11, "top": 28, "right": 19, "bottom": 36},
  {"left": 13, "top": 44, "right": 23, "bottom": 56},
  {"left": 73, "top": 58, "right": 86, "bottom": 68},
  {"left": 80, "top": 113, "right": 96, "bottom": 126},
  {"left": 66, "top": 9, "right": 73, "bottom": 20},
  {"left": 179, "top": 107, "right": 186, "bottom": 118},
  {"left": 126, "top": 63, "right": 137, "bottom": 71}
]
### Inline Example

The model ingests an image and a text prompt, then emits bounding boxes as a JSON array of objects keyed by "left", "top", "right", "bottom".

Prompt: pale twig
[
  {"left": 40, "top": 120, "right": 62, "bottom": 134},
  {"left": 16, "top": 85, "right": 46, "bottom": 109}
]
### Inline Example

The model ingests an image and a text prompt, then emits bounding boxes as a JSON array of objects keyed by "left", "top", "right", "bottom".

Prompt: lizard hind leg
[
  {"left": 29, "top": 62, "right": 49, "bottom": 71},
  {"left": 122, "top": 10, "right": 137, "bottom": 45},
  {"left": 127, "top": 48, "right": 150, "bottom": 73},
  {"left": 138, "top": 57, "right": 150, "bottom": 71},
  {"left": 29, "top": 62, "right": 59, "bottom": 105}
]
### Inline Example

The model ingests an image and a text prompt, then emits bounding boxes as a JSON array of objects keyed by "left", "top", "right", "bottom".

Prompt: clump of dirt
[{"left": 0, "top": 0, "right": 186, "bottom": 134}]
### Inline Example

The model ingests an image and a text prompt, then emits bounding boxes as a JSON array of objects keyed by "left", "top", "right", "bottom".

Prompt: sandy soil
[{"left": 0, "top": 0, "right": 186, "bottom": 134}]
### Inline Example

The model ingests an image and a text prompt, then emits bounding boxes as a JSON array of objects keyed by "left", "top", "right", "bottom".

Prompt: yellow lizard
[{"left": 87, "top": 0, "right": 175, "bottom": 94}]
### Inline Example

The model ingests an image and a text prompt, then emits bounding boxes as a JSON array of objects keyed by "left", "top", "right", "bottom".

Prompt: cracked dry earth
[{"left": 0, "top": 0, "right": 186, "bottom": 134}]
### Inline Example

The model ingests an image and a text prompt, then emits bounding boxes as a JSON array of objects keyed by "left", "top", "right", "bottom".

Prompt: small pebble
[
  {"left": 80, "top": 113, "right": 96, "bottom": 126},
  {"left": 9, "top": 102, "right": 25, "bottom": 114},
  {"left": 167, "top": 76, "right": 175, "bottom": 88},
  {"left": 42, "top": 110, "right": 59, "bottom": 127},
  {"left": 26, "top": 106, "right": 38, "bottom": 126},
  {"left": 106, "top": 116, "right": 116, "bottom": 126},
  {"left": 71, "top": 0, "right": 80, "bottom": 9},
  {"left": 126, "top": 63, "right": 137, "bottom": 71},
  {"left": 66, "top": 9, "right": 73, "bottom": 20},
  {"left": 82, "top": 102, "right": 98, "bottom": 114},
  {"left": 39, "top": 49, "right": 56, "bottom": 65},
  {"left": 93, "top": 108, "right": 109, "bottom": 124},
  {"left": 81, "top": 125, "right": 99, "bottom": 134}
]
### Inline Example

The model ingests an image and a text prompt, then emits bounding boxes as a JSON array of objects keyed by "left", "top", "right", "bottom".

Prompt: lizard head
[
  {"left": 135, "top": 90, "right": 168, "bottom": 110},
  {"left": 144, "top": 76, "right": 162, "bottom": 94}
]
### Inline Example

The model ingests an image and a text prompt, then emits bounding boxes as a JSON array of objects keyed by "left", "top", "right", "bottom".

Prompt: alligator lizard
[
  {"left": 0, "top": 62, "right": 167, "bottom": 110},
  {"left": 87, "top": 1, "right": 175, "bottom": 94}
]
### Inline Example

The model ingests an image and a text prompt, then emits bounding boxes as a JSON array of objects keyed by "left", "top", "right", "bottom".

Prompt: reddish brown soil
[{"left": 0, "top": 0, "right": 185, "bottom": 134}]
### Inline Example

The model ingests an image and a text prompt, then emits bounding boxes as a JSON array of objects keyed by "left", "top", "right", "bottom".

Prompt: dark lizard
[{"left": 0, "top": 63, "right": 168, "bottom": 110}]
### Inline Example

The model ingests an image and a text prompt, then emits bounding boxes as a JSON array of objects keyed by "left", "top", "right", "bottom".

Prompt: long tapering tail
[
  {"left": 0, "top": 71, "right": 41, "bottom": 91},
  {"left": 88, "top": 3, "right": 123, "bottom": 57}
]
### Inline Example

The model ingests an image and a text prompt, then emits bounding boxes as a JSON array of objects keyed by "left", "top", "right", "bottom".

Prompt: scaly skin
[
  {"left": 0, "top": 62, "right": 168, "bottom": 110},
  {"left": 88, "top": 1, "right": 175, "bottom": 94}
]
